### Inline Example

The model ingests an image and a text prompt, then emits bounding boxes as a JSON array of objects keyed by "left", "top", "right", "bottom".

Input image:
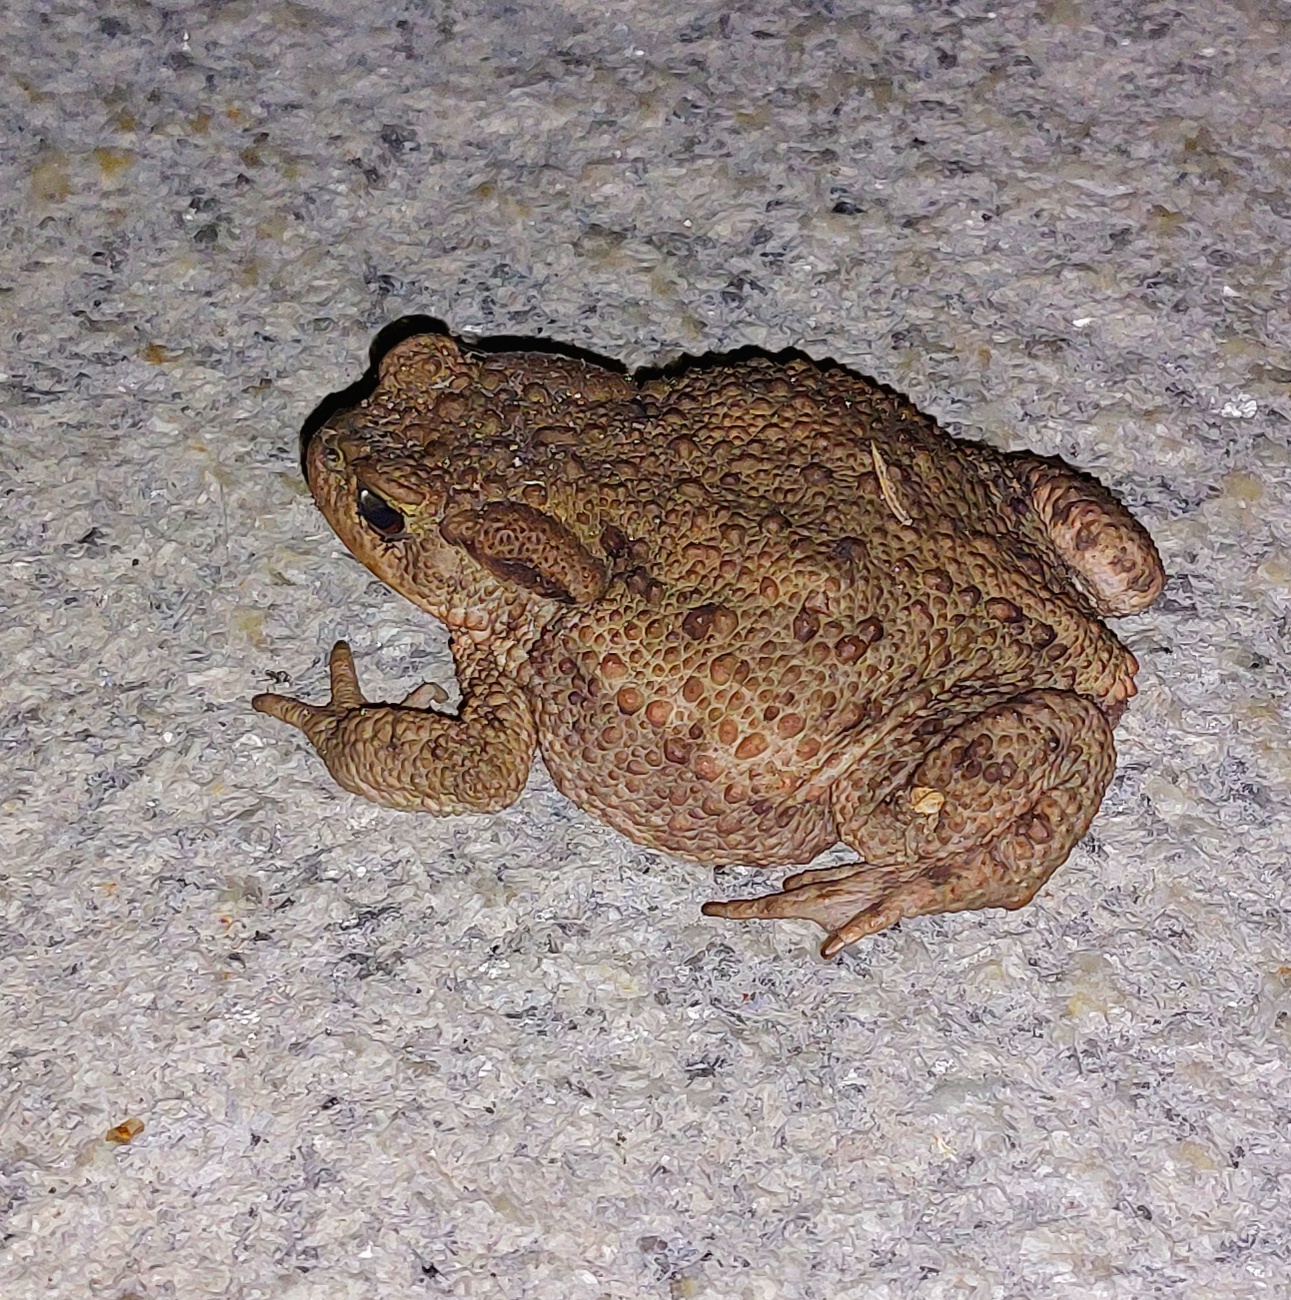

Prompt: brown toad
[{"left": 254, "top": 325, "right": 1164, "bottom": 956}]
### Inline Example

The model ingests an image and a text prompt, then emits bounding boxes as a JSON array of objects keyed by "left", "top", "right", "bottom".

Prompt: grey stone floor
[{"left": 2, "top": 2, "right": 1288, "bottom": 1297}]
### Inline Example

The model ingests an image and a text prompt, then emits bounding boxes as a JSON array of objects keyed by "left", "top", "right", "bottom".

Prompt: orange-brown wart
[{"left": 254, "top": 326, "right": 1165, "bottom": 958}]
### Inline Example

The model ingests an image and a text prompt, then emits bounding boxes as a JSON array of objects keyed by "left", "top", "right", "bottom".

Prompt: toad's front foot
[{"left": 253, "top": 639, "right": 536, "bottom": 815}]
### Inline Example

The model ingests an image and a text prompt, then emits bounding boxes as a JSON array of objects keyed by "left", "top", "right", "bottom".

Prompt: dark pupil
[{"left": 357, "top": 488, "right": 405, "bottom": 538}]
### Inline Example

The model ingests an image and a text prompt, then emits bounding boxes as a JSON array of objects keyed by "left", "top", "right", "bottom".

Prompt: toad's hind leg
[{"left": 702, "top": 690, "right": 1115, "bottom": 957}]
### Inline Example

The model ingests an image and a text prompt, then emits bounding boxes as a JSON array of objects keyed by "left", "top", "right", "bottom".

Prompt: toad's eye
[{"left": 357, "top": 488, "right": 405, "bottom": 539}]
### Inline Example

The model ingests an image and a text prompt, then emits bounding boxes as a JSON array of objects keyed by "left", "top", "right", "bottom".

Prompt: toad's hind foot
[
  {"left": 703, "top": 863, "right": 914, "bottom": 956},
  {"left": 704, "top": 845, "right": 1066, "bottom": 959},
  {"left": 704, "top": 689, "right": 1116, "bottom": 957}
]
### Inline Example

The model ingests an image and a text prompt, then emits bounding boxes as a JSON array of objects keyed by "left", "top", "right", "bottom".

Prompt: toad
[{"left": 254, "top": 326, "right": 1164, "bottom": 956}]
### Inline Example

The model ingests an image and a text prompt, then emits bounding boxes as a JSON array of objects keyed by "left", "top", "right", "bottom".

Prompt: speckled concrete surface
[{"left": 2, "top": 2, "right": 1289, "bottom": 1297}]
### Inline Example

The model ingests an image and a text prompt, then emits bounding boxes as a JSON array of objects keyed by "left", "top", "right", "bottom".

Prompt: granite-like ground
[{"left": 2, "top": 1, "right": 1289, "bottom": 1297}]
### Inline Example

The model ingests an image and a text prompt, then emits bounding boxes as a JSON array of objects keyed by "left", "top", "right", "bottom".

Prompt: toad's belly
[
  {"left": 535, "top": 717, "right": 840, "bottom": 866},
  {"left": 528, "top": 664, "right": 839, "bottom": 866}
]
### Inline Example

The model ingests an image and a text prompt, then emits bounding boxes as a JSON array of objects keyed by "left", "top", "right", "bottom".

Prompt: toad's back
[{"left": 520, "top": 355, "right": 1150, "bottom": 866}]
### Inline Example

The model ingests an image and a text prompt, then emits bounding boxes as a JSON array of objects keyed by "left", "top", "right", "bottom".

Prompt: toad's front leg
[
  {"left": 253, "top": 638, "right": 536, "bottom": 815},
  {"left": 704, "top": 690, "right": 1115, "bottom": 956}
]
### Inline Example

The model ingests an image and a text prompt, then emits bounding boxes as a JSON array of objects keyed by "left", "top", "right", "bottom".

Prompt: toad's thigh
[{"left": 833, "top": 688, "right": 1115, "bottom": 871}]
